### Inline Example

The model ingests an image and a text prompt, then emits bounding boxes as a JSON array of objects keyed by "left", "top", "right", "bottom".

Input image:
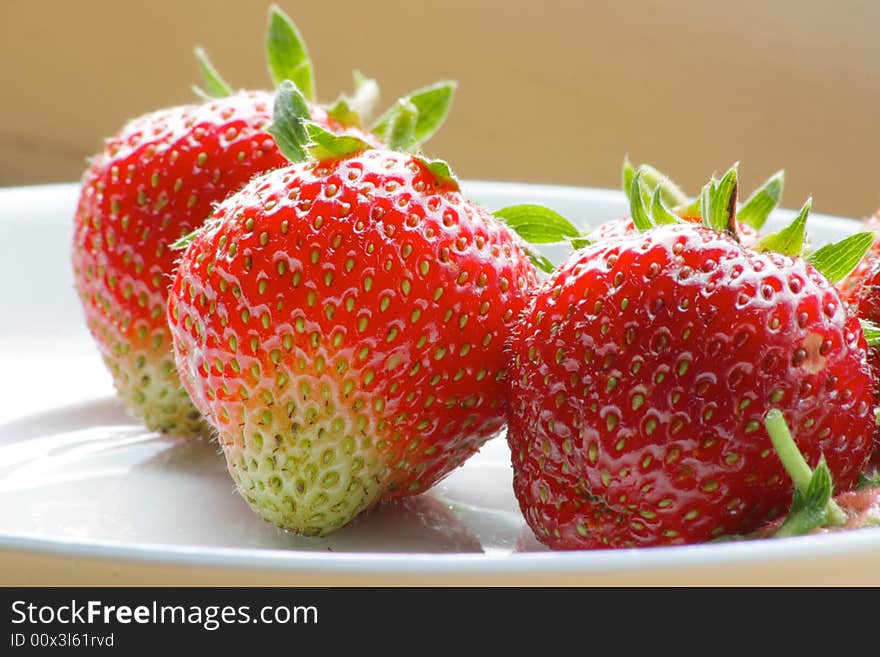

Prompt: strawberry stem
[{"left": 764, "top": 409, "right": 848, "bottom": 533}]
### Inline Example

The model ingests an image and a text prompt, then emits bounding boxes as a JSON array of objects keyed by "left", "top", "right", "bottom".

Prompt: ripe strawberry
[
  {"left": 166, "top": 83, "right": 539, "bottom": 535},
  {"left": 506, "top": 166, "right": 876, "bottom": 549},
  {"left": 844, "top": 267, "right": 880, "bottom": 467},
  {"left": 72, "top": 6, "right": 455, "bottom": 436}
]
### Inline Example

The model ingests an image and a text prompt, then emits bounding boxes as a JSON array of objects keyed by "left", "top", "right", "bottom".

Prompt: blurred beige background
[{"left": 1, "top": 0, "right": 878, "bottom": 218}]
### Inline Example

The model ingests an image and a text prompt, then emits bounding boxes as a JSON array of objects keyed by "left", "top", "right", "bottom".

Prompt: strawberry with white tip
[
  {"left": 72, "top": 5, "right": 456, "bottom": 436},
  {"left": 167, "top": 82, "right": 543, "bottom": 535}
]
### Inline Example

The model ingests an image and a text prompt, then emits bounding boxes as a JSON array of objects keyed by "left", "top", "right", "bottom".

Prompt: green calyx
[
  {"left": 623, "top": 159, "right": 786, "bottom": 228},
  {"left": 806, "top": 231, "right": 876, "bottom": 283},
  {"left": 755, "top": 197, "right": 809, "bottom": 255},
  {"left": 857, "top": 466, "right": 880, "bottom": 491},
  {"left": 755, "top": 198, "right": 875, "bottom": 283},
  {"left": 738, "top": 169, "right": 784, "bottom": 230},
  {"left": 266, "top": 4, "right": 315, "bottom": 101},
  {"left": 699, "top": 164, "right": 739, "bottom": 235},
  {"left": 192, "top": 47, "right": 233, "bottom": 100},
  {"left": 413, "top": 156, "right": 459, "bottom": 191},
  {"left": 623, "top": 159, "right": 873, "bottom": 285},
  {"left": 268, "top": 81, "right": 372, "bottom": 163},
  {"left": 327, "top": 71, "right": 380, "bottom": 128},
  {"left": 764, "top": 409, "right": 848, "bottom": 537},
  {"left": 372, "top": 81, "right": 457, "bottom": 152},
  {"left": 492, "top": 205, "right": 589, "bottom": 274},
  {"left": 861, "top": 319, "right": 880, "bottom": 348},
  {"left": 626, "top": 169, "right": 688, "bottom": 231},
  {"left": 623, "top": 158, "right": 689, "bottom": 210},
  {"left": 192, "top": 4, "right": 315, "bottom": 102},
  {"left": 191, "top": 6, "right": 457, "bottom": 145}
]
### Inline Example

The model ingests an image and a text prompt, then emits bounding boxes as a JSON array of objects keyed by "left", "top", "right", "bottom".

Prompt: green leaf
[
  {"left": 650, "top": 185, "right": 681, "bottom": 225},
  {"left": 622, "top": 159, "right": 689, "bottom": 208},
  {"left": 326, "top": 99, "right": 360, "bottom": 128},
  {"left": 807, "top": 231, "right": 875, "bottom": 283},
  {"left": 266, "top": 4, "right": 315, "bottom": 101},
  {"left": 523, "top": 248, "right": 556, "bottom": 274},
  {"left": 305, "top": 122, "right": 372, "bottom": 161},
  {"left": 774, "top": 458, "right": 835, "bottom": 538},
  {"left": 860, "top": 319, "right": 880, "bottom": 348},
  {"left": 193, "top": 47, "right": 232, "bottom": 99},
  {"left": 326, "top": 71, "right": 381, "bottom": 128},
  {"left": 705, "top": 165, "right": 738, "bottom": 234},
  {"left": 857, "top": 467, "right": 880, "bottom": 491},
  {"left": 698, "top": 179, "right": 714, "bottom": 229},
  {"left": 170, "top": 229, "right": 200, "bottom": 251},
  {"left": 622, "top": 157, "right": 635, "bottom": 198},
  {"left": 384, "top": 99, "right": 420, "bottom": 152},
  {"left": 637, "top": 163, "right": 689, "bottom": 208},
  {"left": 373, "top": 81, "right": 457, "bottom": 149},
  {"left": 628, "top": 172, "right": 652, "bottom": 231},
  {"left": 737, "top": 170, "right": 784, "bottom": 231},
  {"left": 414, "top": 156, "right": 460, "bottom": 190},
  {"left": 267, "top": 80, "right": 312, "bottom": 163},
  {"left": 493, "top": 204, "right": 582, "bottom": 244},
  {"left": 755, "top": 198, "right": 810, "bottom": 256},
  {"left": 349, "top": 71, "right": 380, "bottom": 122}
]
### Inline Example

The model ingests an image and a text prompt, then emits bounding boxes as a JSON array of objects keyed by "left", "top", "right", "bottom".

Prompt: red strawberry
[
  {"left": 844, "top": 261, "right": 880, "bottom": 467},
  {"left": 166, "top": 83, "right": 539, "bottom": 534},
  {"left": 506, "top": 166, "right": 875, "bottom": 549},
  {"left": 72, "top": 7, "right": 455, "bottom": 436}
]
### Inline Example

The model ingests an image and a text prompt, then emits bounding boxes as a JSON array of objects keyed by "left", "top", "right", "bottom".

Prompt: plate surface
[{"left": 1, "top": 182, "right": 878, "bottom": 586}]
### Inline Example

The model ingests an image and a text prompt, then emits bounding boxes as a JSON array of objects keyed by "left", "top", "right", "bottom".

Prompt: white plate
[{"left": 1, "top": 182, "right": 878, "bottom": 586}]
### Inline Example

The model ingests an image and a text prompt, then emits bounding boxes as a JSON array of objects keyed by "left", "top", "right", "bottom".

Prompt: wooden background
[{"left": 2, "top": 0, "right": 878, "bottom": 218}]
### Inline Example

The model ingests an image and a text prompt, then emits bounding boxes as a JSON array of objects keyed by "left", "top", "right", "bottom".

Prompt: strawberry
[
  {"left": 166, "top": 82, "right": 539, "bottom": 535},
  {"left": 72, "top": 6, "right": 455, "bottom": 436},
  {"left": 844, "top": 269, "right": 880, "bottom": 467},
  {"left": 506, "top": 166, "right": 876, "bottom": 549}
]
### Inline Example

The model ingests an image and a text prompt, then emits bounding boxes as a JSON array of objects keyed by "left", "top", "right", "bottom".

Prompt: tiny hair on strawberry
[{"left": 505, "top": 164, "right": 876, "bottom": 549}]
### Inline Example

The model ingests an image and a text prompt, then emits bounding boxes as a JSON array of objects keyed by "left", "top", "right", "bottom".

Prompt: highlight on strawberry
[
  {"left": 166, "top": 80, "right": 546, "bottom": 536},
  {"left": 505, "top": 164, "right": 877, "bottom": 549},
  {"left": 71, "top": 4, "right": 457, "bottom": 437}
]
